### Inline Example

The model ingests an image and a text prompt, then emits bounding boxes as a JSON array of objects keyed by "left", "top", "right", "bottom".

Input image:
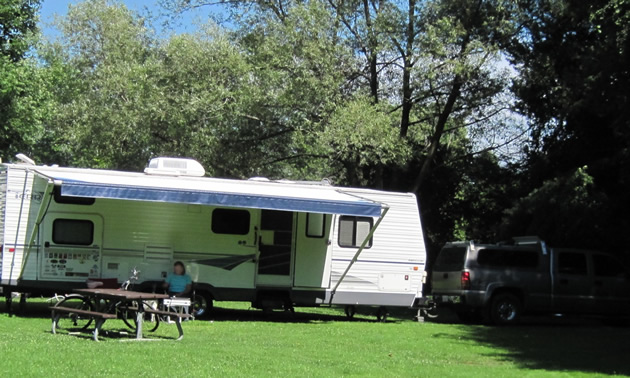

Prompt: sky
[{"left": 38, "top": 0, "right": 223, "bottom": 38}]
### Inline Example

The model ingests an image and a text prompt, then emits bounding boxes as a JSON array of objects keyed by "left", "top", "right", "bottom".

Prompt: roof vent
[{"left": 144, "top": 157, "right": 205, "bottom": 177}]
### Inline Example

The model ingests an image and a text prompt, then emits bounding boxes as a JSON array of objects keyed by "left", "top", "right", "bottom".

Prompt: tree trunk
[
  {"left": 399, "top": 0, "right": 416, "bottom": 138},
  {"left": 363, "top": 0, "right": 378, "bottom": 103},
  {"left": 411, "top": 76, "right": 463, "bottom": 193}
]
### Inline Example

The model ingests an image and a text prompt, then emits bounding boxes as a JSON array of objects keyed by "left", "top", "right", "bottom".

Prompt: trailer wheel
[
  {"left": 376, "top": 306, "right": 388, "bottom": 322},
  {"left": 490, "top": 293, "right": 521, "bottom": 325},
  {"left": 344, "top": 305, "right": 356, "bottom": 319},
  {"left": 192, "top": 292, "right": 212, "bottom": 318}
]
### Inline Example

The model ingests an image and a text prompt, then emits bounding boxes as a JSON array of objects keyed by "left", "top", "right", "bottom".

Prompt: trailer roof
[{"left": 30, "top": 166, "right": 383, "bottom": 217}]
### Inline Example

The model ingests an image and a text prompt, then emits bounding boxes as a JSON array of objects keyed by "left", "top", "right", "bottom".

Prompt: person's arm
[
  {"left": 181, "top": 283, "right": 192, "bottom": 296},
  {"left": 179, "top": 275, "right": 192, "bottom": 296},
  {"left": 162, "top": 275, "right": 171, "bottom": 290}
]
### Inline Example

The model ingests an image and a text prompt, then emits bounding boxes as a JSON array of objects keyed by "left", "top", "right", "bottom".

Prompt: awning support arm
[
  {"left": 20, "top": 179, "right": 55, "bottom": 279},
  {"left": 329, "top": 206, "right": 390, "bottom": 305},
  {"left": 8, "top": 170, "right": 31, "bottom": 285}
]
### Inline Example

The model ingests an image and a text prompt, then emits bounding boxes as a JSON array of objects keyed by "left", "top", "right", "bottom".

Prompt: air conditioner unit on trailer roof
[{"left": 144, "top": 157, "right": 205, "bottom": 177}]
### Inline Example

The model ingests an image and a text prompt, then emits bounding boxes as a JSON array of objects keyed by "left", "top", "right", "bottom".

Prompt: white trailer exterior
[{"left": 1, "top": 160, "right": 427, "bottom": 311}]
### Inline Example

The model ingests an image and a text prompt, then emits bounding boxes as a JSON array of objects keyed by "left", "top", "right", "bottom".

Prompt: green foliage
[
  {"left": 0, "top": 0, "right": 40, "bottom": 61},
  {"left": 506, "top": 0, "right": 630, "bottom": 251},
  {"left": 320, "top": 97, "right": 411, "bottom": 185},
  {"left": 0, "top": 0, "right": 42, "bottom": 159},
  {"left": 501, "top": 166, "right": 611, "bottom": 249}
]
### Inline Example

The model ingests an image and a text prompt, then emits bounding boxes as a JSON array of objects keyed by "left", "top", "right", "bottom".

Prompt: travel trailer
[{"left": 1, "top": 156, "right": 428, "bottom": 318}]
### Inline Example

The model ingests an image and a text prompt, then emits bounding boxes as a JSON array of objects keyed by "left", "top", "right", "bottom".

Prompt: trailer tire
[
  {"left": 344, "top": 305, "right": 356, "bottom": 319},
  {"left": 376, "top": 306, "right": 388, "bottom": 322},
  {"left": 192, "top": 292, "right": 213, "bottom": 318},
  {"left": 490, "top": 293, "right": 521, "bottom": 325}
]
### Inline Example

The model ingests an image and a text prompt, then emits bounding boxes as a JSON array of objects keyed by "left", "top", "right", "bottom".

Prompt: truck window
[
  {"left": 593, "top": 254, "right": 627, "bottom": 277},
  {"left": 557, "top": 252, "right": 588, "bottom": 275},
  {"left": 477, "top": 248, "right": 539, "bottom": 268},
  {"left": 211, "top": 208, "right": 250, "bottom": 235},
  {"left": 434, "top": 247, "right": 467, "bottom": 271},
  {"left": 53, "top": 219, "right": 94, "bottom": 245}
]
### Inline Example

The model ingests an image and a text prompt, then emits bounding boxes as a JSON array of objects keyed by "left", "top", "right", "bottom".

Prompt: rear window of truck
[
  {"left": 434, "top": 247, "right": 467, "bottom": 271},
  {"left": 477, "top": 248, "right": 539, "bottom": 268}
]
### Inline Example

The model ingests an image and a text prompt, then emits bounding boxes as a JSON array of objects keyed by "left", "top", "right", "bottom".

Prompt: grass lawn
[{"left": 1, "top": 298, "right": 629, "bottom": 377}]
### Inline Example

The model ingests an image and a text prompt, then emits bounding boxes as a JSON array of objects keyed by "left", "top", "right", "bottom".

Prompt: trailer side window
[
  {"left": 53, "top": 186, "right": 95, "bottom": 205},
  {"left": 338, "top": 216, "right": 373, "bottom": 248},
  {"left": 212, "top": 208, "right": 250, "bottom": 235},
  {"left": 53, "top": 219, "right": 94, "bottom": 245},
  {"left": 306, "top": 213, "right": 326, "bottom": 238}
]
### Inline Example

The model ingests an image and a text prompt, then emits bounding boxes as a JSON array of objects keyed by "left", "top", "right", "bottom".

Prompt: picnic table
[{"left": 51, "top": 289, "right": 190, "bottom": 341}]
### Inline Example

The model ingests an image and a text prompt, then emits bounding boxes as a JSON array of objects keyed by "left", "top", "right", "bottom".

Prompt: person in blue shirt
[{"left": 162, "top": 261, "right": 192, "bottom": 297}]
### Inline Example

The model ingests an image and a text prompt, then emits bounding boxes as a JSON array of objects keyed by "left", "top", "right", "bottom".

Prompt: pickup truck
[{"left": 431, "top": 237, "right": 630, "bottom": 324}]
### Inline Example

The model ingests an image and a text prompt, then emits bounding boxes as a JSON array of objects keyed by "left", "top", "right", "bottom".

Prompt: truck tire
[{"left": 490, "top": 293, "right": 521, "bottom": 325}]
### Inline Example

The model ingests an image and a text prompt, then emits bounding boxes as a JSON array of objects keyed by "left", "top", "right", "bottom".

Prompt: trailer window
[
  {"left": 53, "top": 219, "right": 94, "bottom": 245},
  {"left": 212, "top": 209, "right": 250, "bottom": 235},
  {"left": 53, "top": 187, "right": 95, "bottom": 205},
  {"left": 338, "top": 216, "right": 373, "bottom": 248},
  {"left": 306, "top": 213, "right": 326, "bottom": 238}
]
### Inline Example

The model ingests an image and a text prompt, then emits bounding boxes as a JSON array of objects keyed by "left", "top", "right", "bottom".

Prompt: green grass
[{"left": 1, "top": 299, "right": 629, "bottom": 377}]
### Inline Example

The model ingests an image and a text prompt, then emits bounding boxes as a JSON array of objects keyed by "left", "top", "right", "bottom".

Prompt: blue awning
[{"left": 34, "top": 169, "right": 383, "bottom": 217}]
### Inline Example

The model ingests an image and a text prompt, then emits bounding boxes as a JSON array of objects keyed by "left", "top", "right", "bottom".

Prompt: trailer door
[
  {"left": 40, "top": 213, "right": 103, "bottom": 281},
  {"left": 256, "top": 210, "right": 295, "bottom": 287},
  {"left": 293, "top": 213, "right": 332, "bottom": 288}
]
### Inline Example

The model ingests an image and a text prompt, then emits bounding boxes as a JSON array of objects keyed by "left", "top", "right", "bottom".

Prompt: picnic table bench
[{"left": 51, "top": 306, "right": 117, "bottom": 341}]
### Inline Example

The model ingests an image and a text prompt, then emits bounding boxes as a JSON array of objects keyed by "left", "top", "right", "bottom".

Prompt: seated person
[{"left": 162, "top": 261, "right": 192, "bottom": 297}]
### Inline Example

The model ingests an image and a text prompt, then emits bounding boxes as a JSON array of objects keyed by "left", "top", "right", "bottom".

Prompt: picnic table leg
[
  {"left": 51, "top": 312, "right": 60, "bottom": 334},
  {"left": 93, "top": 318, "right": 106, "bottom": 342},
  {"left": 136, "top": 306, "right": 144, "bottom": 339},
  {"left": 175, "top": 316, "right": 184, "bottom": 341}
]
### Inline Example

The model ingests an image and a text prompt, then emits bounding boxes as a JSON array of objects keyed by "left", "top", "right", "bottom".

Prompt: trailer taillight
[{"left": 461, "top": 271, "right": 471, "bottom": 290}]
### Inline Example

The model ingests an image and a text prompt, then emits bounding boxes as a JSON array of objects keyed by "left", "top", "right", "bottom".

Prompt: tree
[
  {"left": 162, "top": 0, "right": 520, "bottom": 189},
  {"left": 0, "top": 0, "right": 42, "bottom": 159},
  {"left": 505, "top": 0, "right": 630, "bottom": 250}
]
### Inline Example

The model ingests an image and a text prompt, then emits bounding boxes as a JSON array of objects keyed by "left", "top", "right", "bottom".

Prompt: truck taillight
[{"left": 461, "top": 271, "right": 471, "bottom": 290}]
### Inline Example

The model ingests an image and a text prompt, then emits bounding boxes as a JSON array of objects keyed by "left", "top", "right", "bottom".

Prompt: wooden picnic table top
[{"left": 74, "top": 288, "right": 170, "bottom": 300}]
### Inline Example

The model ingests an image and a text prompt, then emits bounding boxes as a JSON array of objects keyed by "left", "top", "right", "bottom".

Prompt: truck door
[
  {"left": 553, "top": 250, "right": 595, "bottom": 314},
  {"left": 256, "top": 210, "right": 294, "bottom": 287},
  {"left": 40, "top": 213, "right": 103, "bottom": 281},
  {"left": 591, "top": 253, "right": 630, "bottom": 316}
]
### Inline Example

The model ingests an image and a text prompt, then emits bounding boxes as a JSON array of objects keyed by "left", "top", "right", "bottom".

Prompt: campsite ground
[{"left": 0, "top": 299, "right": 628, "bottom": 377}]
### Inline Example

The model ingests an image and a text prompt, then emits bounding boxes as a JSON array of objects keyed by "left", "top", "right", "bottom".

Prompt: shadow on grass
[
  {"left": 432, "top": 308, "right": 630, "bottom": 376},
  {"left": 1, "top": 297, "right": 417, "bottom": 324}
]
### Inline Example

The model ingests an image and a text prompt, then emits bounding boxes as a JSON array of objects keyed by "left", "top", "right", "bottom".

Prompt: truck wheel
[{"left": 490, "top": 293, "right": 521, "bottom": 325}]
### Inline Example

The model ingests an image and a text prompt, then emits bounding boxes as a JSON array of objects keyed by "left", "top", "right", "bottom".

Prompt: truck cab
[{"left": 431, "top": 237, "right": 630, "bottom": 324}]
